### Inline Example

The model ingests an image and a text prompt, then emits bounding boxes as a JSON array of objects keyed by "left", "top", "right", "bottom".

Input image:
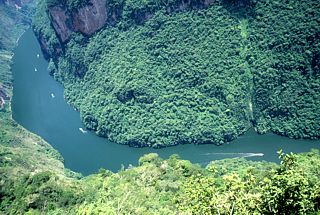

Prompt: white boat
[
  {"left": 51, "top": 93, "right": 55, "bottom": 98},
  {"left": 34, "top": 68, "right": 37, "bottom": 72},
  {"left": 37, "top": 54, "right": 40, "bottom": 58},
  {"left": 79, "top": 128, "right": 87, "bottom": 134}
]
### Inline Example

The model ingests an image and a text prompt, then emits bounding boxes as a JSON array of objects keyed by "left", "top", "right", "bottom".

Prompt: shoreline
[
  {"left": 5, "top": 26, "right": 32, "bottom": 117},
  {"left": 0, "top": 96, "right": 4, "bottom": 109}
]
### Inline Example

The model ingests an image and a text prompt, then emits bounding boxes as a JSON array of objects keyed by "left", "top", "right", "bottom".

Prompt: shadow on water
[{"left": 11, "top": 29, "right": 320, "bottom": 176}]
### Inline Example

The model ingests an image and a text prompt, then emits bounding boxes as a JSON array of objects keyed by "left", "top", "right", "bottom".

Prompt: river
[{"left": 11, "top": 29, "right": 319, "bottom": 176}]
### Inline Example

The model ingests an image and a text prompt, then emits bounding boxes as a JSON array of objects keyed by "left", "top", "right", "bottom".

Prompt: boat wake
[{"left": 202, "top": 152, "right": 264, "bottom": 158}]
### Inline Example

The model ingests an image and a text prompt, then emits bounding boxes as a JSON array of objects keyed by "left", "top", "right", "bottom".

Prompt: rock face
[
  {"left": 38, "top": 0, "right": 220, "bottom": 59},
  {"left": 47, "top": 0, "right": 217, "bottom": 44},
  {"left": 48, "top": 0, "right": 107, "bottom": 43},
  {"left": 73, "top": 0, "right": 107, "bottom": 35},
  {"left": 37, "top": 32, "right": 63, "bottom": 59},
  {"left": 49, "top": 6, "right": 72, "bottom": 43}
]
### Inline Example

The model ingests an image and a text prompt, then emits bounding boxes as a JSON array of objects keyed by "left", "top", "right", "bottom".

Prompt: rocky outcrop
[
  {"left": 73, "top": 0, "right": 107, "bottom": 35},
  {"left": 37, "top": 33, "right": 50, "bottom": 59},
  {"left": 36, "top": 32, "right": 63, "bottom": 60},
  {"left": 49, "top": 6, "right": 72, "bottom": 43},
  {"left": 37, "top": 0, "right": 222, "bottom": 59},
  {"left": 48, "top": 0, "right": 107, "bottom": 43},
  {"left": 47, "top": 0, "right": 218, "bottom": 44}
]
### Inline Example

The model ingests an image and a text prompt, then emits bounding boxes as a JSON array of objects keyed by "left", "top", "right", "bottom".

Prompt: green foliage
[
  {"left": 66, "top": 0, "right": 91, "bottom": 11},
  {"left": 1, "top": 151, "right": 320, "bottom": 214},
  {"left": 223, "top": 0, "right": 256, "bottom": 8},
  {"left": 52, "top": 3, "right": 252, "bottom": 147},
  {"left": 138, "top": 152, "right": 162, "bottom": 165},
  {"left": 175, "top": 175, "right": 217, "bottom": 214},
  {"left": 32, "top": 0, "right": 61, "bottom": 58},
  {"left": 176, "top": 172, "right": 264, "bottom": 214},
  {"left": 259, "top": 151, "right": 320, "bottom": 214},
  {"left": 45, "top": 0, "right": 90, "bottom": 11},
  {"left": 46, "top": 0, "right": 63, "bottom": 8},
  {"left": 0, "top": 3, "right": 33, "bottom": 95},
  {"left": 0, "top": 0, "right": 318, "bottom": 213},
  {"left": 176, "top": 150, "right": 320, "bottom": 214},
  {"left": 208, "top": 157, "right": 276, "bottom": 179},
  {"left": 250, "top": 0, "right": 320, "bottom": 139},
  {"left": 34, "top": 0, "right": 320, "bottom": 147},
  {"left": 0, "top": 171, "right": 82, "bottom": 213}
]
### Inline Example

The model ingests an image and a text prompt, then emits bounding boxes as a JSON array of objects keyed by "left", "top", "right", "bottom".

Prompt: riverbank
[
  {"left": 0, "top": 1, "right": 67, "bottom": 179},
  {"left": 1, "top": 1, "right": 320, "bottom": 214},
  {"left": 11, "top": 29, "right": 320, "bottom": 176}
]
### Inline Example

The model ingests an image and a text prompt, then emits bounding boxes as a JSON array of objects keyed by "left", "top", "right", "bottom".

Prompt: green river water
[{"left": 11, "top": 29, "right": 320, "bottom": 175}]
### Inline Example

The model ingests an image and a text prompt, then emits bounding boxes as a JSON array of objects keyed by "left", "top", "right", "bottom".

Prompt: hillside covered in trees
[
  {"left": 0, "top": 1, "right": 320, "bottom": 214},
  {"left": 33, "top": 0, "right": 320, "bottom": 148},
  {"left": 1, "top": 150, "right": 320, "bottom": 214}
]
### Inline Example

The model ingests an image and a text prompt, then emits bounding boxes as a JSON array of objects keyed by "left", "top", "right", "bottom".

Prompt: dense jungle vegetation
[
  {"left": 1, "top": 150, "right": 320, "bottom": 214},
  {"left": 0, "top": 1, "right": 69, "bottom": 213},
  {"left": 33, "top": 0, "right": 320, "bottom": 148},
  {"left": 249, "top": 0, "right": 320, "bottom": 139},
  {"left": 0, "top": 1, "right": 320, "bottom": 214},
  {"left": 0, "top": 2, "right": 34, "bottom": 97}
]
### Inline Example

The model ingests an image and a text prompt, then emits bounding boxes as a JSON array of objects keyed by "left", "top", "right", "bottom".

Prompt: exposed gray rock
[
  {"left": 73, "top": 0, "right": 107, "bottom": 35},
  {"left": 49, "top": 6, "right": 72, "bottom": 43}
]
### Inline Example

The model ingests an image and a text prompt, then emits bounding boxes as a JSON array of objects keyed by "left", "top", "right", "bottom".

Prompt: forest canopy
[
  {"left": 33, "top": 0, "right": 320, "bottom": 147},
  {"left": 1, "top": 150, "right": 320, "bottom": 214}
]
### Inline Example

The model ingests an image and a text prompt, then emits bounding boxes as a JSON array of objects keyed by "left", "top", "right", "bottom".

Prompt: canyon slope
[
  {"left": 34, "top": 0, "right": 320, "bottom": 148},
  {"left": 0, "top": 1, "right": 319, "bottom": 214}
]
